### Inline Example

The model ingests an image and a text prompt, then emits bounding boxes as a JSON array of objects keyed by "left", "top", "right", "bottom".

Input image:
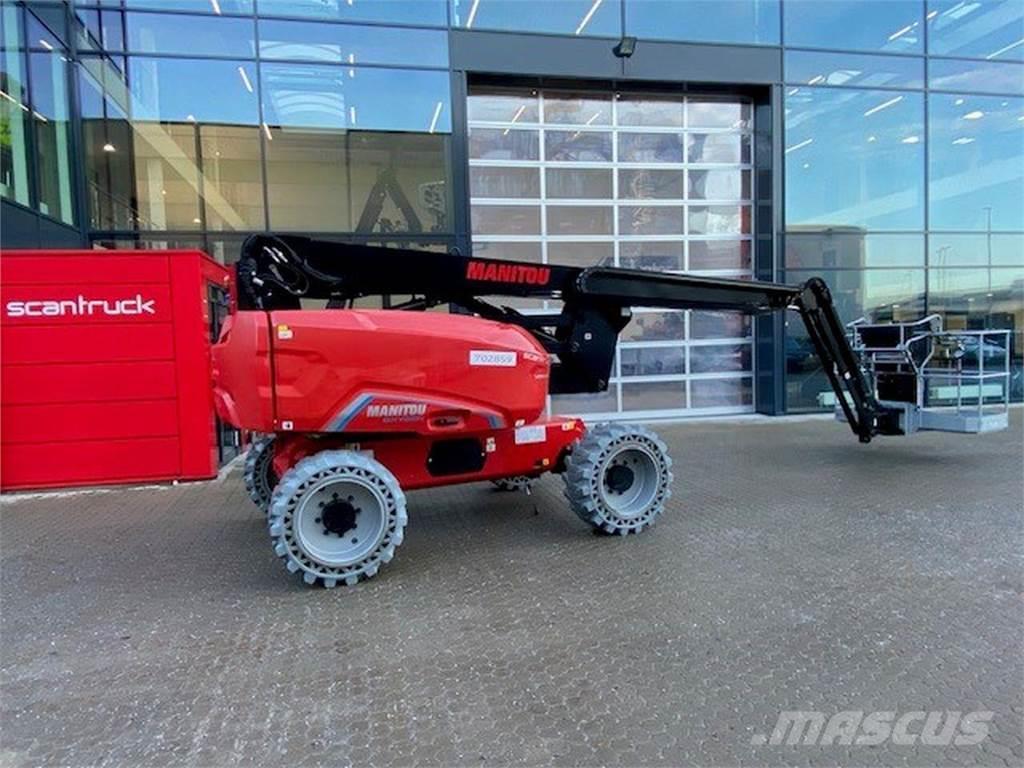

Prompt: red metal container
[{"left": 0, "top": 249, "right": 232, "bottom": 491}]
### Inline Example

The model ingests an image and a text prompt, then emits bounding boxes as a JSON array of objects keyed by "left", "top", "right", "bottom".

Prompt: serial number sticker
[
  {"left": 514, "top": 425, "right": 546, "bottom": 445},
  {"left": 469, "top": 350, "right": 517, "bottom": 367}
]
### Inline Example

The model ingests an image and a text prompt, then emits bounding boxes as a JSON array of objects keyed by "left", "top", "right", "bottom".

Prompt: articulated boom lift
[{"left": 212, "top": 234, "right": 1004, "bottom": 588}]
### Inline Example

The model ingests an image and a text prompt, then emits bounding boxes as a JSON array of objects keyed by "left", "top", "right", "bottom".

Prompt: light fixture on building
[
  {"left": 102, "top": 142, "right": 116, "bottom": 152},
  {"left": 613, "top": 36, "right": 637, "bottom": 58}
]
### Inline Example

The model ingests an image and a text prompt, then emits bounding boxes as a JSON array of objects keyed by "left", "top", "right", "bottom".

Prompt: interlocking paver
[{"left": 1, "top": 413, "right": 1021, "bottom": 767}]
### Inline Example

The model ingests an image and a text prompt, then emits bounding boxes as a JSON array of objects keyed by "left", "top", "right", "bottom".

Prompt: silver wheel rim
[
  {"left": 294, "top": 476, "right": 388, "bottom": 568},
  {"left": 597, "top": 444, "right": 661, "bottom": 519}
]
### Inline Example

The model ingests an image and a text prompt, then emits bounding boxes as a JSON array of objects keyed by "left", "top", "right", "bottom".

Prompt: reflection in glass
[
  {"left": 622, "top": 381, "right": 686, "bottom": 411},
  {"left": 547, "top": 205, "right": 613, "bottom": 236},
  {"left": 621, "top": 311, "right": 686, "bottom": 342},
  {"left": 929, "top": 58, "right": 1024, "bottom": 96},
  {"left": 624, "top": 0, "right": 779, "bottom": 45},
  {"left": 619, "top": 132, "right": 684, "bottom": 163},
  {"left": 545, "top": 131, "right": 612, "bottom": 162},
  {"left": 548, "top": 241, "right": 614, "bottom": 268},
  {"left": 473, "top": 241, "right": 542, "bottom": 263},
  {"left": 689, "top": 99, "right": 752, "bottom": 129},
  {"left": 256, "top": 0, "right": 445, "bottom": 25},
  {"left": 200, "top": 125, "right": 265, "bottom": 230},
  {"left": 544, "top": 92, "right": 612, "bottom": 125},
  {"left": 784, "top": 268, "right": 927, "bottom": 410},
  {"left": 687, "top": 133, "right": 751, "bottom": 164},
  {"left": 468, "top": 128, "right": 538, "bottom": 161},
  {"left": 1, "top": 42, "right": 30, "bottom": 206},
  {"left": 469, "top": 167, "right": 539, "bottom": 199},
  {"left": 620, "top": 347, "right": 686, "bottom": 377},
  {"left": 29, "top": 52, "right": 74, "bottom": 223},
  {"left": 467, "top": 88, "right": 539, "bottom": 123},
  {"left": 785, "top": 232, "right": 925, "bottom": 269},
  {"left": 689, "top": 205, "right": 751, "bottom": 234},
  {"left": 928, "top": 94, "right": 1023, "bottom": 231},
  {"left": 617, "top": 94, "right": 684, "bottom": 127},
  {"left": 452, "top": 0, "right": 621, "bottom": 37},
  {"left": 125, "top": 12, "right": 254, "bottom": 57},
  {"left": 125, "top": 0, "right": 254, "bottom": 13},
  {"left": 691, "top": 311, "right": 751, "bottom": 339},
  {"left": 784, "top": 0, "right": 923, "bottom": 53},
  {"left": 619, "top": 169, "right": 685, "bottom": 200},
  {"left": 689, "top": 170, "right": 751, "bottom": 201},
  {"left": 690, "top": 344, "right": 751, "bottom": 373},
  {"left": 619, "top": 242, "right": 685, "bottom": 271},
  {"left": 129, "top": 58, "right": 259, "bottom": 125},
  {"left": 690, "top": 241, "right": 752, "bottom": 271},
  {"left": 258, "top": 20, "right": 448, "bottom": 67},
  {"left": 691, "top": 378, "right": 752, "bottom": 408},
  {"left": 928, "top": 0, "right": 1024, "bottom": 61},
  {"left": 619, "top": 205, "right": 684, "bottom": 236},
  {"left": 551, "top": 390, "right": 618, "bottom": 416},
  {"left": 546, "top": 168, "right": 612, "bottom": 199},
  {"left": 785, "top": 87, "right": 925, "bottom": 230},
  {"left": 261, "top": 64, "right": 451, "bottom": 134},
  {"left": 785, "top": 50, "right": 925, "bottom": 90},
  {"left": 471, "top": 204, "right": 540, "bottom": 236},
  {"left": 929, "top": 233, "right": 1024, "bottom": 268},
  {"left": 133, "top": 122, "right": 201, "bottom": 230}
]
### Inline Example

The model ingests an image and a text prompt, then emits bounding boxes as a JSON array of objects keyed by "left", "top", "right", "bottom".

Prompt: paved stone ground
[{"left": 1, "top": 413, "right": 1022, "bottom": 767}]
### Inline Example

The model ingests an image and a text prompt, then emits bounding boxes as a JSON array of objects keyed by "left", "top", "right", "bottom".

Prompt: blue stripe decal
[{"left": 326, "top": 394, "right": 374, "bottom": 432}]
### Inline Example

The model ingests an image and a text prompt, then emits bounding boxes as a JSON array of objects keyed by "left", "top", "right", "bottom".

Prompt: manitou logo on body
[
  {"left": 5, "top": 294, "right": 156, "bottom": 318},
  {"left": 365, "top": 403, "right": 428, "bottom": 419},
  {"left": 466, "top": 260, "right": 551, "bottom": 286}
]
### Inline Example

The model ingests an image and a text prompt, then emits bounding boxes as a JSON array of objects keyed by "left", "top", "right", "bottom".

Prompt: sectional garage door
[{"left": 468, "top": 85, "right": 756, "bottom": 419}]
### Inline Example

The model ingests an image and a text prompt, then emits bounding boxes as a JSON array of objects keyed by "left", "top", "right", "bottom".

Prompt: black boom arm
[{"left": 235, "top": 234, "right": 902, "bottom": 442}]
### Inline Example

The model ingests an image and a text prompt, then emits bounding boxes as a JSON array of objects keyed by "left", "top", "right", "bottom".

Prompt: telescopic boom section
[{"left": 235, "top": 234, "right": 902, "bottom": 442}]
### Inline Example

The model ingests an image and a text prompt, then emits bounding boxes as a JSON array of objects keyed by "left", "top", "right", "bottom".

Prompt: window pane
[
  {"left": 474, "top": 242, "right": 542, "bottom": 263},
  {"left": 452, "top": 0, "right": 621, "bottom": 37},
  {"left": 689, "top": 99, "right": 752, "bottom": 129},
  {"left": 622, "top": 311, "right": 686, "bottom": 341},
  {"left": 124, "top": 0, "right": 254, "bottom": 13},
  {"left": 0, "top": 43, "right": 30, "bottom": 206},
  {"left": 929, "top": 58, "right": 1024, "bottom": 96},
  {"left": 690, "top": 240, "right": 752, "bottom": 271},
  {"left": 928, "top": 0, "right": 1024, "bottom": 61},
  {"left": 545, "top": 130, "right": 612, "bottom": 162},
  {"left": 467, "top": 87, "right": 539, "bottom": 123},
  {"left": 620, "top": 346, "right": 686, "bottom": 376},
  {"left": 619, "top": 241, "right": 685, "bottom": 271},
  {"left": 690, "top": 344, "right": 751, "bottom": 373},
  {"left": 468, "top": 128, "right": 538, "bottom": 161},
  {"left": 258, "top": 20, "right": 448, "bottom": 67},
  {"left": 691, "top": 311, "right": 751, "bottom": 339},
  {"left": 785, "top": 50, "right": 925, "bottom": 90},
  {"left": 543, "top": 92, "right": 612, "bottom": 125},
  {"left": 619, "top": 169, "right": 685, "bottom": 200},
  {"left": 689, "top": 169, "right": 751, "bottom": 201},
  {"left": 928, "top": 94, "right": 1023, "bottom": 231},
  {"left": 469, "top": 166, "right": 539, "bottom": 198},
  {"left": 261, "top": 63, "right": 451, "bottom": 134},
  {"left": 785, "top": 88, "right": 925, "bottom": 230},
  {"left": 129, "top": 58, "right": 259, "bottom": 124},
  {"left": 551, "top": 389, "right": 618, "bottom": 415},
  {"left": 547, "top": 241, "right": 614, "bottom": 268},
  {"left": 619, "top": 205, "right": 684, "bottom": 235},
  {"left": 133, "top": 122, "right": 201, "bottom": 230},
  {"left": 688, "top": 133, "right": 751, "bottom": 164},
  {"left": 29, "top": 52, "right": 74, "bottom": 224},
  {"left": 784, "top": 268, "right": 927, "bottom": 410},
  {"left": 547, "top": 205, "right": 613, "bottom": 235},
  {"left": 617, "top": 94, "right": 685, "bottom": 127},
  {"left": 785, "top": 233, "right": 925, "bottom": 269},
  {"left": 546, "top": 168, "right": 612, "bottom": 199},
  {"left": 79, "top": 60, "right": 135, "bottom": 230},
  {"left": 625, "top": 0, "right": 779, "bottom": 45},
  {"left": 471, "top": 204, "right": 540, "bottom": 235},
  {"left": 200, "top": 125, "right": 265, "bottom": 230},
  {"left": 691, "top": 378, "right": 752, "bottom": 409},
  {"left": 125, "top": 12, "right": 255, "bottom": 57},
  {"left": 622, "top": 381, "right": 686, "bottom": 411},
  {"left": 929, "top": 233, "right": 1024, "bottom": 267},
  {"left": 784, "top": 0, "right": 923, "bottom": 53},
  {"left": 689, "top": 205, "right": 751, "bottom": 234},
  {"left": 258, "top": 0, "right": 445, "bottom": 25},
  {"left": 619, "top": 132, "right": 684, "bottom": 163}
]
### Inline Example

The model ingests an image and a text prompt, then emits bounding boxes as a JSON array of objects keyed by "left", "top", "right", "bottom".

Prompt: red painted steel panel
[
  {"left": 0, "top": 249, "right": 229, "bottom": 491},
  {"left": 2, "top": 400, "right": 179, "bottom": 444},
  {"left": 1, "top": 438, "right": 181, "bottom": 488},
  {"left": 0, "top": 361, "right": 177, "bottom": 405}
]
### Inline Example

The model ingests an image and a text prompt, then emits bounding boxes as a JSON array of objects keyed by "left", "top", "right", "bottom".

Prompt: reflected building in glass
[{"left": 1, "top": 0, "right": 1021, "bottom": 418}]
